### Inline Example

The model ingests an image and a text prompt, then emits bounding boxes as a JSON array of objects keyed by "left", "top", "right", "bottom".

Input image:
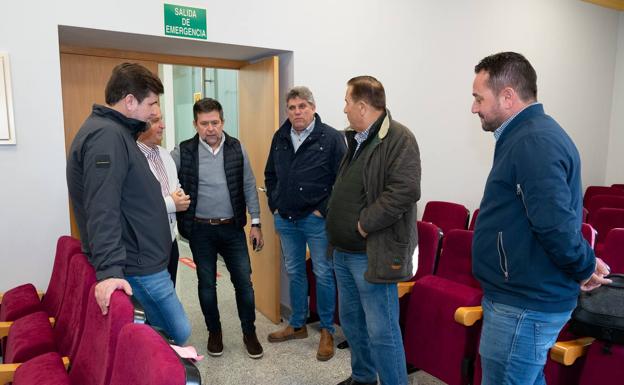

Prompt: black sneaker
[
  {"left": 243, "top": 331, "right": 264, "bottom": 359},
  {"left": 207, "top": 330, "right": 223, "bottom": 357}
]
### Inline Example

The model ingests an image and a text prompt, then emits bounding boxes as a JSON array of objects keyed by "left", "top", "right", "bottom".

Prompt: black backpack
[{"left": 571, "top": 274, "right": 624, "bottom": 345}]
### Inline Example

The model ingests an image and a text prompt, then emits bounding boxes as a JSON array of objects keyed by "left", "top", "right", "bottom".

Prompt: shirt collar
[
  {"left": 291, "top": 118, "right": 315, "bottom": 137},
  {"left": 494, "top": 102, "right": 541, "bottom": 141},
  {"left": 199, "top": 133, "right": 226, "bottom": 155},
  {"left": 136, "top": 140, "right": 159, "bottom": 157}
]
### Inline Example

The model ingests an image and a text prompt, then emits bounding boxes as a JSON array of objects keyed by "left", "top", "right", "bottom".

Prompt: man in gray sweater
[{"left": 172, "top": 98, "right": 264, "bottom": 359}]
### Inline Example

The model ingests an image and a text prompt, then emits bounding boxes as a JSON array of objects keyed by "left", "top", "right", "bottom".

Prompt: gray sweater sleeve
[
  {"left": 170, "top": 145, "right": 181, "bottom": 171},
  {"left": 240, "top": 144, "right": 260, "bottom": 220}
]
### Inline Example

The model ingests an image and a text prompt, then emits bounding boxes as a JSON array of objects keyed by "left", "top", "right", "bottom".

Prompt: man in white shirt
[{"left": 137, "top": 106, "right": 190, "bottom": 286}]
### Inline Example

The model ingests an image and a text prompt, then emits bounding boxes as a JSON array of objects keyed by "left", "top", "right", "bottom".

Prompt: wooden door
[
  {"left": 59, "top": 54, "right": 158, "bottom": 237},
  {"left": 238, "top": 56, "right": 281, "bottom": 323}
]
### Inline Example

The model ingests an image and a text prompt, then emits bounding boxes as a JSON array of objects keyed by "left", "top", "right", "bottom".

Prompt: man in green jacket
[{"left": 326, "top": 76, "right": 421, "bottom": 385}]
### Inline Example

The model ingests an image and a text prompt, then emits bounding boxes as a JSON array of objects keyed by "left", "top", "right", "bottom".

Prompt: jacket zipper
[
  {"left": 516, "top": 184, "right": 530, "bottom": 218},
  {"left": 497, "top": 231, "right": 510, "bottom": 281}
]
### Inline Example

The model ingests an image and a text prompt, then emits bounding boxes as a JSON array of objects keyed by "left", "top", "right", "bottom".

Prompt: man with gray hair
[{"left": 265, "top": 86, "right": 346, "bottom": 361}]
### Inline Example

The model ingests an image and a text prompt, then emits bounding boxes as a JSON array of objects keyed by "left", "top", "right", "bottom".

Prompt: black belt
[{"left": 193, "top": 217, "right": 234, "bottom": 225}]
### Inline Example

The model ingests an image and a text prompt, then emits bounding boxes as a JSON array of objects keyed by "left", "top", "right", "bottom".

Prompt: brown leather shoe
[
  {"left": 207, "top": 330, "right": 223, "bottom": 357},
  {"left": 267, "top": 325, "right": 308, "bottom": 342},
  {"left": 316, "top": 329, "right": 335, "bottom": 361}
]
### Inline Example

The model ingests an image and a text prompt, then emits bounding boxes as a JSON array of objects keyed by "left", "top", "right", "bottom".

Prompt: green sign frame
[{"left": 164, "top": 4, "right": 207, "bottom": 40}]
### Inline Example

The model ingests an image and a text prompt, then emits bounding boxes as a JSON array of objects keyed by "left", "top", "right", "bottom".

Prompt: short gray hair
[{"left": 286, "top": 86, "right": 315, "bottom": 106}]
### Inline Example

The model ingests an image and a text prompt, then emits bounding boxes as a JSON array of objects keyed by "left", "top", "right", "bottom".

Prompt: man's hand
[
  {"left": 357, "top": 221, "right": 368, "bottom": 238},
  {"left": 580, "top": 257, "right": 612, "bottom": 292},
  {"left": 312, "top": 210, "right": 323, "bottom": 218},
  {"left": 95, "top": 278, "right": 133, "bottom": 315},
  {"left": 250, "top": 226, "right": 264, "bottom": 251},
  {"left": 171, "top": 188, "right": 191, "bottom": 212}
]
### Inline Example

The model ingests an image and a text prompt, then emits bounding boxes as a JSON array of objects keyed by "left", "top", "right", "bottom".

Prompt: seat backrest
[
  {"left": 581, "top": 223, "right": 597, "bottom": 248},
  {"left": 41, "top": 236, "right": 82, "bottom": 317},
  {"left": 612, "top": 184, "right": 624, "bottom": 190},
  {"left": 583, "top": 186, "right": 624, "bottom": 208},
  {"left": 435, "top": 229, "right": 480, "bottom": 289},
  {"left": 53, "top": 253, "right": 96, "bottom": 359},
  {"left": 69, "top": 287, "right": 135, "bottom": 385},
  {"left": 413, "top": 221, "right": 443, "bottom": 281},
  {"left": 587, "top": 195, "right": 624, "bottom": 222},
  {"left": 602, "top": 228, "right": 624, "bottom": 273},
  {"left": 109, "top": 324, "right": 201, "bottom": 385},
  {"left": 588, "top": 208, "right": 624, "bottom": 246},
  {"left": 421, "top": 200, "right": 469, "bottom": 234},
  {"left": 468, "top": 208, "right": 480, "bottom": 231}
]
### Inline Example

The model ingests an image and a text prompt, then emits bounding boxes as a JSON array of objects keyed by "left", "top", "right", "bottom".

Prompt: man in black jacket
[
  {"left": 265, "top": 86, "right": 346, "bottom": 361},
  {"left": 66, "top": 63, "right": 191, "bottom": 345}
]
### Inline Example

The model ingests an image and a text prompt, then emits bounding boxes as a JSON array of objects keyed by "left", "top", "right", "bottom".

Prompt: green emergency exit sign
[{"left": 164, "top": 4, "right": 207, "bottom": 40}]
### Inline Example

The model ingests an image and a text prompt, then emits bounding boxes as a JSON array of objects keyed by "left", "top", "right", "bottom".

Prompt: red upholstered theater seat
[
  {"left": 3, "top": 253, "right": 95, "bottom": 364},
  {"left": 586, "top": 195, "right": 624, "bottom": 222},
  {"left": 588, "top": 208, "right": 624, "bottom": 257},
  {"left": 399, "top": 221, "right": 443, "bottom": 329},
  {"left": 12, "top": 289, "right": 141, "bottom": 385},
  {"left": 404, "top": 230, "right": 482, "bottom": 385},
  {"left": 583, "top": 186, "right": 624, "bottom": 208},
  {"left": 579, "top": 341, "right": 624, "bottom": 385},
  {"left": 0, "top": 236, "right": 81, "bottom": 323},
  {"left": 108, "top": 323, "right": 201, "bottom": 385},
  {"left": 602, "top": 228, "right": 624, "bottom": 273},
  {"left": 611, "top": 183, "right": 624, "bottom": 190},
  {"left": 422, "top": 201, "right": 470, "bottom": 234}
]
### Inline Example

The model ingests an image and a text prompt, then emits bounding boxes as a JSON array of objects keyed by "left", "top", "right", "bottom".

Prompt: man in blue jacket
[
  {"left": 265, "top": 86, "right": 346, "bottom": 361},
  {"left": 471, "top": 51, "right": 611, "bottom": 385}
]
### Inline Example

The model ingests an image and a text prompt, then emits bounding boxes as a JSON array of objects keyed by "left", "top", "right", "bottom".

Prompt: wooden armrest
[
  {"left": 0, "top": 317, "right": 55, "bottom": 339},
  {"left": 550, "top": 337, "right": 594, "bottom": 366},
  {"left": 0, "top": 291, "right": 44, "bottom": 303},
  {"left": 454, "top": 306, "right": 483, "bottom": 326},
  {"left": 397, "top": 282, "right": 415, "bottom": 298},
  {"left": 0, "top": 356, "right": 69, "bottom": 385}
]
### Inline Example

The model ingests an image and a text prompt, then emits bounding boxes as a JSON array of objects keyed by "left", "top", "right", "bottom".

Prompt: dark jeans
[
  {"left": 189, "top": 222, "right": 256, "bottom": 334},
  {"left": 168, "top": 239, "right": 180, "bottom": 287}
]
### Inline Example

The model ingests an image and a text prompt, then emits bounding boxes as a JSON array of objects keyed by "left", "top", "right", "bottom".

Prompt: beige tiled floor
[{"left": 176, "top": 241, "right": 446, "bottom": 385}]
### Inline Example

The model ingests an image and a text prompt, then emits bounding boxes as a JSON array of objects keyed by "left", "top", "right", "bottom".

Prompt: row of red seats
[{"left": 0, "top": 236, "right": 200, "bottom": 385}]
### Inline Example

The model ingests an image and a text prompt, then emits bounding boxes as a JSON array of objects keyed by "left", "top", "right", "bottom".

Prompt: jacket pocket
[
  {"left": 497, "top": 231, "right": 510, "bottom": 281},
  {"left": 375, "top": 238, "right": 410, "bottom": 280},
  {"left": 516, "top": 184, "right": 531, "bottom": 222}
]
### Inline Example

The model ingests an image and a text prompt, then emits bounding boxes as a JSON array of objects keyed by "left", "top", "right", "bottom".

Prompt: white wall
[
  {"left": 606, "top": 12, "right": 624, "bottom": 185},
  {"left": 0, "top": 0, "right": 620, "bottom": 291}
]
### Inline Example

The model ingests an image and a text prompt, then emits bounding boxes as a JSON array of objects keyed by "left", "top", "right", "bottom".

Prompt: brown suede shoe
[
  {"left": 207, "top": 330, "right": 223, "bottom": 357},
  {"left": 243, "top": 331, "right": 264, "bottom": 359},
  {"left": 316, "top": 329, "right": 335, "bottom": 361},
  {"left": 267, "top": 325, "right": 308, "bottom": 342}
]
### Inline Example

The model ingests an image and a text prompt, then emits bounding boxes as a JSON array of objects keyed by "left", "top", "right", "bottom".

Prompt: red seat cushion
[
  {"left": 13, "top": 352, "right": 70, "bottom": 385},
  {"left": 579, "top": 341, "right": 624, "bottom": 384},
  {"left": 109, "top": 324, "right": 186, "bottom": 385},
  {"left": 404, "top": 275, "right": 483, "bottom": 385},
  {"left": 4, "top": 311, "right": 56, "bottom": 363}
]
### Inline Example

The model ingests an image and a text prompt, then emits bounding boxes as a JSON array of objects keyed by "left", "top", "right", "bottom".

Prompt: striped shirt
[{"left": 137, "top": 141, "right": 171, "bottom": 198}]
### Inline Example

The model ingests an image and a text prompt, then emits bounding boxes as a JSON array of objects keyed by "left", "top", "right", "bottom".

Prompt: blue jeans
[
  {"left": 333, "top": 250, "right": 407, "bottom": 385},
  {"left": 479, "top": 297, "right": 572, "bottom": 385},
  {"left": 274, "top": 213, "right": 336, "bottom": 333},
  {"left": 126, "top": 269, "right": 191, "bottom": 345},
  {"left": 189, "top": 222, "right": 256, "bottom": 334}
]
